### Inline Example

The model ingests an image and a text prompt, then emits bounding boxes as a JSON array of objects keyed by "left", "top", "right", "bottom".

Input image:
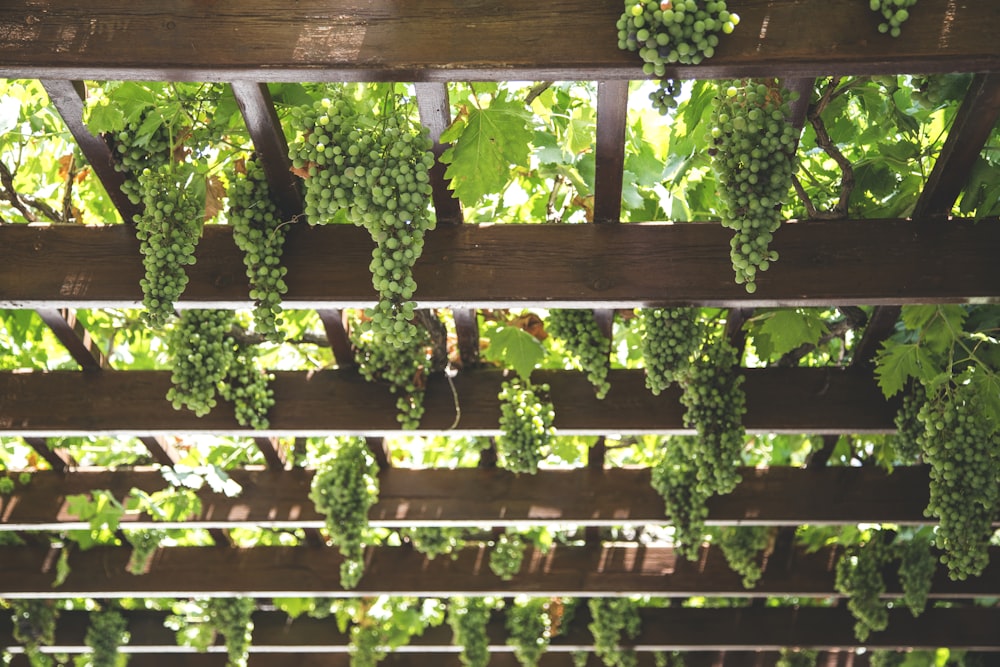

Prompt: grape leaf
[
  {"left": 483, "top": 324, "right": 545, "bottom": 381},
  {"left": 874, "top": 341, "right": 939, "bottom": 397},
  {"left": 901, "top": 304, "right": 966, "bottom": 356},
  {"left": 440, "top": 92, "right": 532, "bottom": 207},
  {"left": 750, "top": 309, "right": 829, "bottom": 360}
]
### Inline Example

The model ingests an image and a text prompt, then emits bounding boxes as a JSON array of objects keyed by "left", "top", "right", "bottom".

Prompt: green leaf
[
  {"left": 53, "top": 548, "right": 71, "bottom": 588},
  {"left": 874, "top": 342, "right": 939, "bottom": 397},
  {"left": 440, "top": 92, "right": 532, "bottom": 207},
  {"left": 751, "top": 309, "right": 829, "bottom": 360},
  {"left": 84, "top": 101, "right": 125, "bottom": 136},
  {"left": 902, "top": 305, "right": 967, "bottom": 356},
  {"left": 483, "top": 324, "right": 545, "bottom": 381}
]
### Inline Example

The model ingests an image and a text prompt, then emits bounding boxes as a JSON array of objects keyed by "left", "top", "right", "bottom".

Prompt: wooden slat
[
  {"left": 20, "top": 437, "right": 71, "bottom": 472},
  {"left": 33, "top": 308, "right": 105, "bottom": 370},
  {"left": 0, "top": 466, "right": 963, "bottom": 532},
  {"left": 0, "top": 367, "right": 896, "bottom": 437},
  {"left": 4, "top": 543, "right": 1000, "bottom": 599},
  {"left": 2, "top": 0, "right": 997, "bottom": 81},
  {"left": 593, "top": 80, "right": 628, "bottom": 223},
  {"left": 252, "top": 436, "right": 287, "bottom": 470},
  {"left": 3, "top": 220, "right": 999, "bottom": 309},
  {"left": 1, "top": 605, "right": 1000, "bottom": 650},
  {"left": 39, "top": 79, "right": 141, "bottom": 223},
  {"left": 316, "top": 308, "right": 355, "bottom": 368},
  {"left": 137, "top": 436, "right": 180, "bottom": 466},
  {"left": 414, "top": 82, "right": 462, "bottom": 225}
]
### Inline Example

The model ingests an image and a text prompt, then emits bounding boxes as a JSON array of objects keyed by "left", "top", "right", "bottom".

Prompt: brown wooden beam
[
  {"left": 136, "top": 436, "right": 180, "bottom": 466},
  {"left": 0, "top": 466, "right": 963, "bottom": 532},
  {"left": 316, "top": 308, "right": 355, "bottom": 368},
  {"left": 414, "top": 82, "right": 463, "bottom": 225},
  {"left": 252, "top": 436, "right": 287, "bottom": 470},
  {"left": 0, "top": 367, "right": 896, "bottom": 437},
  {"left": 34, "top": 308, "right": 106, "bottom": 371},
  {"left": 593, "top": 80, "right": 628, "bottom": 224},
  {"left": 3, "top": 219, "right": 998, "bottom": 310},
  {"left": 20, "top": 437, "right": 72, "bottom": 472},
  {"left": 2, "top": 0, "right": 996, "bottom": 81}
]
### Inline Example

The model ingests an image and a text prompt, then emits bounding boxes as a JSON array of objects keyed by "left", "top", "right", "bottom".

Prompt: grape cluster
[
  {"left": 228, "top": 156, "right": 289, "bottom": 343},
  {"left": 288, "top": 91, "right": 435, "bottom": 347},
  {"left": 496, "top": 379, "right": 556, "bottom": 474},
  {"left": 892, "top": 383, "right": 925, "bottom": 464},
  {"left": 869, "top": 0, "right": 918, "bottom": 37},
  {"left": 649, "top": 79, "right": 680, "bottom": 116},
  {"left": 616, "top": 0, "right": 739, "bottom": 76},
  {"left": 352, "top": 321, "right": 430, "bottom": 429},
  {"left": 402, "top": 526, "right": 466, "bottom": 560},
  {"left": 776, "top": 650, "right": 819, "bottom": 667},
  {"left": 588, "top": 598, "right": 641, "bottom": 667},
  {"left": 651, "top": 438, "right": 709, "bottom": 560},
  {"left": 869, "top": 652, "right": 907, "bottom": 667},
  {"left": 546, "top": 309, "right": 611, "bottom": 399},
  {"left": 110, "top": 110, "right": 174, "bottom": 205},
  {"left": 716, "top": 526, "right": 769, "bottom": 589},
  {"left": 167, "top": 309, "right": 275, "bottom": 429},
  {"left": 638, "top": 307, "right": 702, "bottom": 395},
  {"left": 835, "top": 531, "right": 890, "bottom": 641},
  {"left": 133, "top": 162, "right": 206, "bottom": 328},
  {"left": 506, "top": 597, "right": 550, "bottom": 667},
  {"left": 896, "top": 536, "right": 935, "bottom": 617},
  {"left": 708, "top": 79, "right": 799, "bottom": 293},
  {"left": 85, "top": 608, "right": 129, "bottom": 667},
  {"left": 489, "top": 532, "right": 527, "bottom": 581},
  {"left": 205, "top": 597, "right": 255, "bottom": 667},
  {"left": 125, "top": 528, "right": 165, "bottom": 575},
  {"left": 916, "top": 383, "right": 999, "bottom": 580},
  {"left": 11, "top": 600, "right": 57, "bottom": 667},
  {"left": 679, "top": 335, "right": 746, "bottom": 496},
  {"left": 448, "top": 597, "right": 495, "bottom": 667},
  {"left": 309, "top": 438, "right": 380, "bottom": 589}
]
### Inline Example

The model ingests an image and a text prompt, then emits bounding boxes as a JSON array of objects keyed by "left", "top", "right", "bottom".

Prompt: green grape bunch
[
  {"left": 288, "top": 90, "right": 436, "bottom": 347},
  {"left": 506, "top": 598, "right": 550, "bottom": 667},
  {"left": 869, "top": 0, "right": 919, "bottom": 37},
  {"left": 448, "top": 597, "right": 496, "bottom": 667},
  {"left": 616, "top": 0, "right": 740, "bottom": 77},
  {"left": 228, "top": 156, "right": 289, "bottom": 343},
  {"left": 717, "top": 525, "right": 770, "bottom": 589},
  {"left": 496, "top": 378, "right": 556, "bottom": 474},
  {"left": 547, "top": 309, "right": 612, "bottom": 399},
  {"left": 109, "top": 109, "right": 174, "bottom": 205},
  {"left": 205, "top": 597, "right": 255, "bottom": 667},
  {"left": 896, "top": 536, "right": 935, "bottom": 617},
  {"left": 708, "top": 79, "right": 799, "bottom": 293},
  {"left": 638, "top": 307, "right": 702, "bottom": 395},
  {"left": 489, "top": 532, "right": 527, "bottom": 581},
  {"left": 651, "top": 438, "right": 710, "bottom": 560},
  {"left": 352, "top": 320, "right": 431, "bottom": 430},
  {"left": 835, "top": 531, "right": 891, "bottom": 641},
  {"left": 85, "top": 608, "right": 130, "bottom": 667}
]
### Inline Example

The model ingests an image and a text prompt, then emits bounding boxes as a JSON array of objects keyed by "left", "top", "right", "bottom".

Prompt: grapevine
[
  {"left": 505, "top": 597, "right": 550, "bottom": 667},
  {"left": 204, "top": 597, "right": 255, "bottom": 667},
  {"left": 227, "top": 156, "right": 289, "bottom": 343},
  {"left": 678, "top": 334, "right": 746, "bottom": 496},
  {"left": 708, "top": 79, "right": 799, "bottom": 293},
  {"left": 776, "top": 649, "right": 819, "bottom": 667},
  {"left": 402, "top": 527, "right": 465, "bottom": 560},
  {"left": 85, "top": 608, "right": 130, "bottom": 667},
  {"left": 547, "top": 309, "right": 611, "bottom": 399},
  {"left": 834, "top": 531, "right": 890, "bottom": 641},
  {"left": 448, "top": 597, "right": 496, "bottom": 667},
  {"left": 650, "top": 438, "right": 710, "bottom": 560},
  {"left": 351, "top": 319, "right": 431, "bottom": 430},
  {"left": 489, "top": 532, "right": 527, "bottom": 581},
  {"left": 868, "top": 0, "right": 919, "bottom": 37},
  {"left": 716, "top": 526, "right": 770, "bottom": 589},
  {"left": 896, "top": 535, "right": 935, "bottom": 617},
  {"left": 125, "top": 529, "right": 165, "bottom": 575},
  {"left": 588, "top": 598, "right": 641, "bottom": 667},
  {"left": 133, "top": 161, "right": 206, "bottom": 328},
  {"left": 637, "top": 307, "right": 702, "bottom": 395},
  {"left": 616, "top": 0, "right": 740, "bottom": 75},
  {"left": 288, "top": 89, "right": 435, "bottom": 347},
  {"left": 309, "top": 438, "right": 380, "bottom": 589},
  {"left": 496, "top": 378, "right": 556, "bottom": 474}
]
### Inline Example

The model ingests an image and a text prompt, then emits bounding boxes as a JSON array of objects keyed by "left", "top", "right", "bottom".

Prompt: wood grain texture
[
  {"left": 2, "top": 220, "right": 998, "bottom": 309},
  {"left": 0, "top": 0, "right": 996, "bottom": 81},
  {"left": 0, "top": 367, "right": 895, "bottom": 437}
]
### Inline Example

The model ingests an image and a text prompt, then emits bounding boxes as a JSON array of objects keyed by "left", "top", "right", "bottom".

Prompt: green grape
[
  {"left": 85, "top": 608, "right": 130, "bottom": 667},
  {"left": 651, "top": 438, "right": 710, "bottom": 560},
  {"left": 350, "top": 620, "right": 386, "bottom": 667},
  {"left": 616, "top": 0, "right": 740, "bottom": 77},
  {"left": 679, "top": 334, "right": 746, "bottom": 496},
  {"left": 496, "top": 379, "right": 556, "bottom": 474},
  {"left": 489, "top": 532, "right": 526, "bottom": 581},
  {"left": 547, "top": 309, "right": 611, "bottom": 399},
  {"left": 402, "top": 526, "right": 465, "bottom": 560},
  {"left": 896, "top": 536, "right": 935, "bottom": 617},
  {"left": 167, "top": 309, "right": 235, "bottom": 417},
  {"left": 11, "top": 600, "right": 57, "bottom": 667},
  {"left": 588, "top": 598, "right": 641, "bottom": 667},
  {"left": 776, "top": 649, "right": 819, "bottom": 667},
  {"left": 506, "top": 597, "right": 550, "bottom": 667},
  {"left": 892, "top": 383, "right": 925, "bottom": 464},
  {"left": 204, "top": 597, "right": 255, "bottom": 667},
  {"left": 649, "top": 79, "right": 681, "bottom": 115},
  {"left": 219, "top": 338, "right": 275, "bottom": 430},
  {"left": 133, "top": 161, "right": 206, "bottom": 328},
  {"left": 716, "top": 526, "right": 769, "bottom": 589},
  {"left": 868, "top": 0, "right": 919, "bottom": 37},
  {"left": 638, "top": 307, "right": 702, "bottom": 395},
  {"left": 124, "top": 528, "right": 165, "bottom": 575},
  {"left": 288, "top": 90, "right": 435, "bottom": 347},
  {"left": 351, "top": 318, "right": 431, "bottom": 429},
  {"left": 109, "top": 109, "right": 174, "bottom": 205},
  {"left": 708, "top": 79, "right": 799, "bottom": 293},
  {"left": 916, "top": 381, "right": 1000, "bottom": 580},
  {"left": 228, "top": 156, "right": 289, "bottom": 343},
  {"left": 910, "top": 73, "right": 973, "bottom": 109},
  {"left": 835, "top": 530, "right": 891, "bottom": 641},
  {"left": 309, "top": 438, "right": 380, "bottom": 589},
  {"left": 448, "top": 597, "right": 495, "bottom": 667}
]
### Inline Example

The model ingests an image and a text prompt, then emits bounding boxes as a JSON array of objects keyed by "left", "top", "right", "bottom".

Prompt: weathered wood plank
[
  {"left": 0, "top": 367, "right": 895, "bottom": 437},
  {"left": 0, "top": 0, "right": 996, "bottom": 81},
  {"left": 2, "top": 220, "right": 998, "bottom": 309}
]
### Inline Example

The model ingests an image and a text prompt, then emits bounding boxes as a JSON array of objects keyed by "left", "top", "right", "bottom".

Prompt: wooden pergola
[{"left": 1, "top": 0, "right": 999, "bottom": 664}]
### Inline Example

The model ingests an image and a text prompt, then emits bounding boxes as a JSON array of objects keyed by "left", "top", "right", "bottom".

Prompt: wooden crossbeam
[
  {"left": 1, "top": 0, "right": 996, "bottom": 81},
  {"left": 19, "top": 438, "right": 72, "bottom": 472},
  {"left": 0, "top": 466, "right": 988, "bottom": 533},
  {"left": 1, "top": 606, "right": 999, "bottom": 650},
  {"left": 0, "top": 367, "right": 895, "bottom": 437},
  {"left": 33, "top": 308, "right": 105, "bottom": 371},
  {"left": 2, "top": 220, "right": 998, "bottom": 310},
  {"left": 594, "top": 80, "right": 628, "bottom": 224}
]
